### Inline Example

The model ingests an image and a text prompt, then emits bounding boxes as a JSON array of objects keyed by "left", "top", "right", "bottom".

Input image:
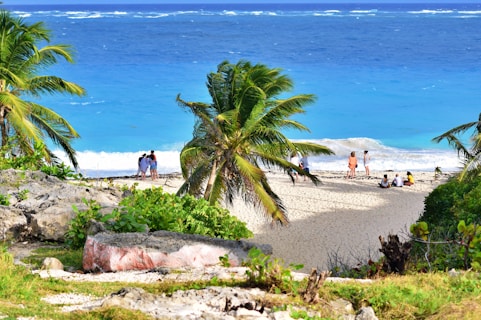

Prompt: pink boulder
[{"left": 83, "top": 230, "right": 272, "bottom": 272}]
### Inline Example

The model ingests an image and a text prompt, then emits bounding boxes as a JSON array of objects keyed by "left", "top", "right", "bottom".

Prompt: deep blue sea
[{"left": 5, "top": 3, "right": 481, "bottom": 177}]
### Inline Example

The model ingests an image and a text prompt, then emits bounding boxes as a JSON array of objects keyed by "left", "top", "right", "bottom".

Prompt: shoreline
[{"left": 109, "top": 170, "right": 454, "bottom": 272}]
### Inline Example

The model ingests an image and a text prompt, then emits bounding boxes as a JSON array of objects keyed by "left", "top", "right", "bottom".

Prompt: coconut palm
[
  {"left": 432, "top": 112, "right": 481, "bottom": 181},
  {"left": 0, "top": 10, "right": 85, "bottom": 168},
  {"left": 176, "top": 60, "right": 334, "bottom": 225}
]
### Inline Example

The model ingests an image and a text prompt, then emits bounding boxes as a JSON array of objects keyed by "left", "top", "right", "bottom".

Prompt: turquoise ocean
[{"left": 5, "top": 3, "right": 481, "bottom": 177}]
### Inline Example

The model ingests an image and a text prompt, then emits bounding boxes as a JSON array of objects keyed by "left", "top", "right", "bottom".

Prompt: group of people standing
[
  {"left": 346, "top": 150, "right": 370, "bottom": 179},
  {"left": 346, "top": 150, "right": 415, "bottom": 188},
  {"left": 136, "top": 150, "right": 158, "bottom": 180},
  {"left": 289, "top": 153, "right": 310, "bottom": 184}
]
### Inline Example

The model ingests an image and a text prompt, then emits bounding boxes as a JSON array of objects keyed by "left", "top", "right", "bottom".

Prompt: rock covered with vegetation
[{"left": 0, "top": 169, "right": 121, "bottom": 242}]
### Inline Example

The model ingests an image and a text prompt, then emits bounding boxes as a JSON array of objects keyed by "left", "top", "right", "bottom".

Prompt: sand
[{"left": 111, "top": 170, "right": 452, "bottom": 272}]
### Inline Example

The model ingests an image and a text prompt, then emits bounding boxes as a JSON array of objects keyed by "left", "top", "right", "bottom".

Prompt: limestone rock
[
  {"left": 42, "top": 257, "right": 64, "bottom": 271},
  {"left": 0, "top": 169, "right": 123, "bottom": 242},
  {"left": 356, "top": 306, "right": 378, "bottom": 320},
  {"left": 83, "top": 230, "right": 272, "bottom": 272},
  {"left": 0, "top": 206, "right": 28, "bottom": 241}
]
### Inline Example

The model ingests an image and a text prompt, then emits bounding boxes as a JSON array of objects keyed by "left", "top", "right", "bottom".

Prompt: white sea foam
[{"left": 53, "top": 138, "right": 462, "bottom": 178}]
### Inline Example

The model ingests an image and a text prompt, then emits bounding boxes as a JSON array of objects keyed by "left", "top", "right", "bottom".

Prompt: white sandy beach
[{"left": 111, "top": 170, "right": 451, "bottom": 272}]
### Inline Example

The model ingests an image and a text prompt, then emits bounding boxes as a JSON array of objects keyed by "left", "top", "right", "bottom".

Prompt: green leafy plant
[
  {"left": 64, "top": 199, "right": 103, "bottom": 249},
  {"left": 0, "top": 194, "right": 10, "bottom": 206},
  {"left": 40, "top": 162, "right": 83, "bottom": 180},
  {"left": 101, "top": 208, "right": 148, "bottom": 233},
  {"left": 219, "top": 254, "right": 231, "bottom": 267},
  {"left": 65, "top": 187, "right": 253, "bottom": 249},
  {"left": 410, "top": 222, "right": 430, "bottom": 241},
  {"left": 17, "top": 189, "right": 29, "bottom": 201},
  {"left": 457, "top": 220, "right": 481, "bottom": 270},
  {"left": 243, "top": 247, "right": 303, "bottom": 295},
  {"left": 117, "top": 187, "right": 253, "bottom": 240}
]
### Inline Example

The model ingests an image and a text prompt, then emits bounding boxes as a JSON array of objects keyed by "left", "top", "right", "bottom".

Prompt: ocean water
[{"left": 5, "top": 3, "right": 481, "bottom": 177}]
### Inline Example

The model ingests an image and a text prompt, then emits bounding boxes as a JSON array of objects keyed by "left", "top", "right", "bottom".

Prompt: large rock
[
  {"left": 0, "top": 169, "right": 122, "bottom": 242},
  {"left": 83, "top": 231, "right": 272, "bottom": 272},
  {"left": 0, "top": 206, "right": 28, "bottom": 241}
]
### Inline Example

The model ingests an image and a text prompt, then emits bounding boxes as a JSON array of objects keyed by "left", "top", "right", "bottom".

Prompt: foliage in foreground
[
  {"left": 410, "top": 176, "right": 481, "bottom": 271},
  {"left": 4, "top": 244, "right": 481, "bottom": 319},
  {"left": 65, "top": 186, "right": 253, "bottom": 249}
]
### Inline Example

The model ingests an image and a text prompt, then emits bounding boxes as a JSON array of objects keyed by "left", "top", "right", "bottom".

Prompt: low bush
[
  {"left": 410, "top": 176, "right": 481, "bottom": 271},
  {"left": 65, "top": 187, "right": 253, "bottom": 249}
]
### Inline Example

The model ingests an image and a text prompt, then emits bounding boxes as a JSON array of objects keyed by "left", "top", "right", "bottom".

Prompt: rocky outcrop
[
  {"left": 83, "top": 231, "right": 272, "bottom": 272},
  {"left": 0, "top": 169, "right": 122, "bottom": 242}
]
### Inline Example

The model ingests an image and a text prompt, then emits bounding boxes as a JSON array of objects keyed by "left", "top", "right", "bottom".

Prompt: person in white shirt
[{"left": 392, "top": 173, "right": 403, "bottom": 187}]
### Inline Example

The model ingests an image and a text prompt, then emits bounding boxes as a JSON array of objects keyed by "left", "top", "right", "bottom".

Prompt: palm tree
[
  {"left": 0, "top": 10, "right": 85, "bottom": 168},
  {"left": 432, "top": 112, "right": 481, "bottom": 181},
  {"left": 176, "top": 60, "right": 334, "bottom": 225}
]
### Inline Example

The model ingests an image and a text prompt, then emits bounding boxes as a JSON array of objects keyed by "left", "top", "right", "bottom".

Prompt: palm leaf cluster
[
  {"left": 0, "top": 10, "right": 85, "bottom": 168},
  {"left": 432, "top": 112, "right": 481, "bottom": 181},
  {"left": 176, "top": 60, "right": 334, "bottom": 225}
]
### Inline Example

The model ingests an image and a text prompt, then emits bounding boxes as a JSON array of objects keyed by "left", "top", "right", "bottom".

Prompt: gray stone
[
  {"left": 0, "top": 206, "right": 28, "bottom": 241},
  {"left": 0, "top": 169, "right": 123, "bottom": 242},
  {"left": 355, "top": 306, "right": 378, "bottom": 320},
  {"left": 42, "top": 257, "right": 64, "bottom": 271}
]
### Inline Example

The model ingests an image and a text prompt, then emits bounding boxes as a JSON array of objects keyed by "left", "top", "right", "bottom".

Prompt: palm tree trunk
[
  {"left": 0, "top": 107, "right": 7, "bottom": 148},
  {"left": 204, "top": 160, "right": 217, "bottom": 201}
]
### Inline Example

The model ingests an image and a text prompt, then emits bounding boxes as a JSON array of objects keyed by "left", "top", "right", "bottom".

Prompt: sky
[{"left": 5, "top": 0, "right": 481, "bottom": 5}]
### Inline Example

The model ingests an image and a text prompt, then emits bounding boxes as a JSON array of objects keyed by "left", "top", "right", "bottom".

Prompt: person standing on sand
[
  {"left": 136, "top": 153, "right": 146, "bottom": 179},
  {"left": 288, "top": 152, "right": 300, "bottom": 184},
  {"left": 346, "top": 151, "right": 357, "bottom": 179},
  {"left": 139, "top": 154, "right": 150, "bottom": 180},
  {"left": 363, "top": 150, "right": 370, "bottom": 176},
  {"left": 149, "top": 154, "right": 158, "bottom": 180},
  {"left": 300, "top": 154, "right": 310, "bottom": 181}
]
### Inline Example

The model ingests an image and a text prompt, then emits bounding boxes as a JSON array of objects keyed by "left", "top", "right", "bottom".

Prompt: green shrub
[
  {"left": 117, "top": 187, "right": 253, "bottom": 240},
  {"left": 65, "top": 187, "right": 253, "bottom": 249},
  {"left": 64, "top": 199, "right": 103, "bottom": 249},
  {"left": 420, "top": 177, "right": 479, "bottom": 235},
  {"left": 40, "top": 162, "right": 83, "bottom": 180},
  {"left": 243, "top": 247, "right": 304, "bottom": 295},
  {"left": 0, "top": 194, "right": 10, "bottom": 206},
  {"left": 411, "top": 176, "right": 481, "bottom": 271}
]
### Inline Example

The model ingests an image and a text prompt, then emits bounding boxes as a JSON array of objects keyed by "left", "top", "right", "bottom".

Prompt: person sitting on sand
[
  {"left": 379, "top": 174, "right": 391, "bottom": 188},
  {"left": 392, "top": 173, "right": 403, "bottom": 187},
  {"left": 404, "top": 171, "right": 415, "bottom": 186}
]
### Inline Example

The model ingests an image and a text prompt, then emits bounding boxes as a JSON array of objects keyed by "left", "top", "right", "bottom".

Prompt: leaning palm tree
[
  {"left": 432, "top": 112, "right": 481, "bottom": 181},
  {"left": 176, "top": 60, "right": 334, "bottom": 225},
  {"left": 0, "top": 10, "right": 85, "bottom": 168}
]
